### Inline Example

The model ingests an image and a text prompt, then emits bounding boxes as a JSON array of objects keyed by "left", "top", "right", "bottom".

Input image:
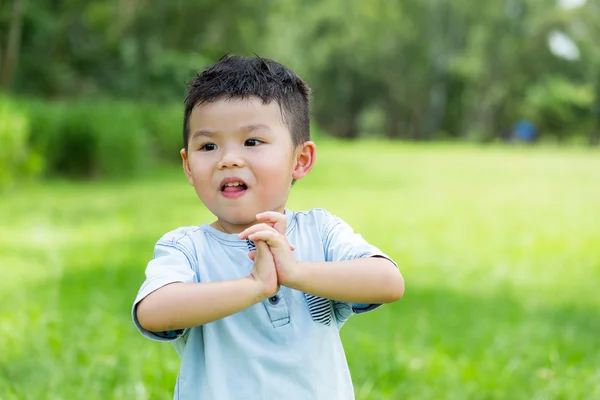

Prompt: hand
[
  {"left": 249, "top": 240, "right": 279, "bottom": 299},
  {"left": 238, "top": 212, "right": 298, "bottom": 286},
  {"left": 241, "top": 212, "right": 296, "bottom": 262}
]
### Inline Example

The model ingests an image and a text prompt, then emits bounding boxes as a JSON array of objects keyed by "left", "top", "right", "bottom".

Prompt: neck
[
  {"left": 211, "top": 219, "right": 256, "bottom": 235},
  {"left": 211, "top": 208, "right": 287, "bottom": 234}
]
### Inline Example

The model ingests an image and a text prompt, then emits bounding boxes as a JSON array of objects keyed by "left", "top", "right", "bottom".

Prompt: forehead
[{"left": 188, "top": 97, "right": 287, "bottom": 136}]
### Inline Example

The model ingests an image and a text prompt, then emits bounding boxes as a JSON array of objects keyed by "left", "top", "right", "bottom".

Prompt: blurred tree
[
  {"left": 8, "top": 0, "right": 268, "bottom": 98},
  {"left": 1, "top": 0, "right": 598, "bottom": 144},
  {"left": 0, "top": 0, "right": 25, "bottom": 89},
  {"left": 568, "top": 0, "right": 600, "bottom": 144}
]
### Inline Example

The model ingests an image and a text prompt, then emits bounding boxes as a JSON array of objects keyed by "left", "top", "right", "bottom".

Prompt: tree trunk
[
  {"left": 385, "top": 114, "right": 401, "bottom": 139},
  {"left": 0, "top": 0, "right": 25, "bottom": 89},
  {"left": 315, "top": 107, "right": 360, "bottom": 139},
  {"left": 385, "top": 101, "right": 405, "bottom": 139},
  {"left": 411, "top": 105, "right": 426, "bottom": 141},
  {"left": 424, "top": 0, "right": 449, "bottom": 141},
  {"left": 336, "top": 112, "right": 359, "bottom": 139},
  {"left": 425, "top": 81, "right": 448, "bottom": 140}
]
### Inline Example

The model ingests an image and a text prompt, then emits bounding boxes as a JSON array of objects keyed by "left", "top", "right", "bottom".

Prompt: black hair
[{"left": 183, "top": 54, "right": 311, "bottom": 151}]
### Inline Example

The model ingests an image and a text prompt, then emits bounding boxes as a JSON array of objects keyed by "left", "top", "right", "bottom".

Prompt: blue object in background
[{"left": 513, "top": 120, "right": 537, "bottom": 142}]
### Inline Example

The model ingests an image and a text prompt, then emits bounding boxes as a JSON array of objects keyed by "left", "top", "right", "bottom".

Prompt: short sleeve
[
  {"left": 132, "top": 233, "right": 198, "bottom": 342},
  {"left": 321, "top": 212, "right": 398, "bottom": 325}
]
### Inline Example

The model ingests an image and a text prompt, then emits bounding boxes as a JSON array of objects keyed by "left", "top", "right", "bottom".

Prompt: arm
[
  {"left": 285, "top": 256, "right": 404, "bottom": 304},
  {"left": 238, "top": 211, "right": 404, "bottom": 308},
  {"left": 135, "top": 237, "right": 278, "bottom": 334},
  {"left": 136, "top": 277, "right": 266, "bottom": 332}
]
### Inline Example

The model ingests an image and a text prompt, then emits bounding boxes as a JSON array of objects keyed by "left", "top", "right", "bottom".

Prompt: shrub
[
  {"left": 523, "top": 77, "right": 594, "bottom": 142},
  {"left": 141, "top": 102, "right": 184, "bottom": 164},
  {"left": 27, "top": 99, "right": 154, "bottom": 179}
]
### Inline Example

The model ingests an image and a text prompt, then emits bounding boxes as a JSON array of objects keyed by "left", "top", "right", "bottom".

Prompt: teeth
[{"left": 224, "top": 182, "right": 243, "bottom": 187}]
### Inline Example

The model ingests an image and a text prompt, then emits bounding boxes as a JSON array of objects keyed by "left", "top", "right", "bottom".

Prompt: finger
[
  {"left": 256, "top": 211, "right": 287, "bottom": 234},
  {"left": 251, "top": 244, "right": 293, "bottom": 257},
  {"left": 238, "top": 223, "right": 277, "bottom": 239},
  {"left": 252, "top": 231, "right": 296, "bottom": 270},
  {"left": 238, "top": 223, "right": 278, "bottom": 240},
  {"left": 254, "top": 240, "right": 272, "bottom": 260},
  {"left": 255, "top": 212, "right": 295, "bottom": 251},
  {"left": 248, "top": 231, "right": 287, "bottom": 248},
  {"left": 253, "top": 244, "right": 294, "bottom": 254},
  {"left": 239, "top": 224, "right": 295, "bottom": 251},
  {"left": 256, "top": 212, "right": 287, "bottom": 234}
]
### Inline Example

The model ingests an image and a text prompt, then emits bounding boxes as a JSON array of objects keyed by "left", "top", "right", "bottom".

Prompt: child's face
[{"left": 181, "top": 97, "right": 315, "bottom": 232}]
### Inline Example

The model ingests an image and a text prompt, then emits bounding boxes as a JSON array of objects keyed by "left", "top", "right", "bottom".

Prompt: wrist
[
  {"left": 280, "top": 260, "right": 306, "bottom": 290},
  {"left": 245, "top": 275, "right": 271, "bottom": 303}
]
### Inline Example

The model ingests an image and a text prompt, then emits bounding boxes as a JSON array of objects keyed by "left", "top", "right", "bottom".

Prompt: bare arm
[
  {"left": 136, "top": 278, "right": 267, "bottom": 332},
  {"left": 237, "top": 213, "right": 404, "bottom": 305},
  {"left": 285, "top": 257, "right": 404, "bottom": 304},
  {"left": 137, "top": 237, "right": 279, "bottom": 333}
]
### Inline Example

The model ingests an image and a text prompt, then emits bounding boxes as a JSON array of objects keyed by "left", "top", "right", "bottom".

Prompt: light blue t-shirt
[{"left": 132, "top": 208, "right": 397, "bottom": 400}]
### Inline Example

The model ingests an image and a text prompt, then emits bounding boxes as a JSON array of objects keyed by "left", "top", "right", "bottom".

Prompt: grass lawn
[{"left": 1, "top": 140, "right": 599, "bottom": 399}]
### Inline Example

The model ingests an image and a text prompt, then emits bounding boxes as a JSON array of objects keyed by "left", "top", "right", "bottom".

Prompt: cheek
[
  {"left": 259, "top": 159, "right": 293, "bottom": 181},
  {"left": 189, "top": 161, "right": 213, "bottom": 184},
  {"left": 256, "top": 157, "right": 294, "bottom": 190},
  {"left": 256, "top": 149, "right": 294, "bottom": 170}
]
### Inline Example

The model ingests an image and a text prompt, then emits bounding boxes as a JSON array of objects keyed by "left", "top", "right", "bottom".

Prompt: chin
[{"left": 213, "top": 210, "right": 258, "bottom": 226}]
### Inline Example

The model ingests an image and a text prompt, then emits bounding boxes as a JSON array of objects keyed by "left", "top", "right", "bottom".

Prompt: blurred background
[
  {"left": 1, "top": 0, "right": 599, "bottom": 182},
  {"left": 1, "top": 0, "right": 599, "bottom": 399}
]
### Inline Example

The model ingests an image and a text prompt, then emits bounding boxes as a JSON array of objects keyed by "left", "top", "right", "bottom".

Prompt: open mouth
[{"left": 221, "top": 181, "right": 248, "bottom": 193}]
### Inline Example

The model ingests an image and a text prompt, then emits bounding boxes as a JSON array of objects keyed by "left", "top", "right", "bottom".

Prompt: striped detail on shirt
[
  {"left": 246, "top": 238, "right": 333, "bottom": 326},
  {"left": 304, "top": 294, "right": 333, "bottom": 325}
]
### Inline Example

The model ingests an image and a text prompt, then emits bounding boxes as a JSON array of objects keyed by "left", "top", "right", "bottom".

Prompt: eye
[
  {"left": 199, "top": 143, "right": 217, "bottom": 151},
  {"left": 245, "top": 139, "right": 263, "bottom": 147}
]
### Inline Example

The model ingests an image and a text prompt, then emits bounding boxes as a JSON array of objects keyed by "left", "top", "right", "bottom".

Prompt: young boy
[{"left": 132, "top": 54, "right": 404, "bottom": 400}]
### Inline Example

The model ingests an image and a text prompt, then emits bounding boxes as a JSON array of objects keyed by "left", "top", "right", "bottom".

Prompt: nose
[{"left": 217, "top": 146, "right": 245, "bottom": 169}]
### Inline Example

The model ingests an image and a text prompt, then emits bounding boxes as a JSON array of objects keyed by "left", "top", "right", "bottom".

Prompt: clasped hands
[{"left": 237, "top": 211, "right": 298, "bottom": 299}]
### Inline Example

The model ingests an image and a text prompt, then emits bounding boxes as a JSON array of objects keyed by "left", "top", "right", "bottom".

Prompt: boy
[{"left": 132, "top": 54, "right": 404, "bottom": 400}]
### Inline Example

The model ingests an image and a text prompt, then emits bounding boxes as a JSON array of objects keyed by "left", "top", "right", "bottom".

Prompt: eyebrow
[
  {"left": 191, "top": 130, "right": 215, "bottom": 141},
  {"left": 191, "top": 124, "right": 272, "bottom": 141},
  {"left": 242, "top": 123, "right": 272, "bottom": 133}
]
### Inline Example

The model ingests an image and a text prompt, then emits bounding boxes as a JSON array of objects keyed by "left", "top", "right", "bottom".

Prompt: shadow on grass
[{"left": 2, "top": 249, "right": 600, "bottom": 399}]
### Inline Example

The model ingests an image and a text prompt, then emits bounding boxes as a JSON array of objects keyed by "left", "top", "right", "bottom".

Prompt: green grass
[{"left": 1, "top": 140, "right": 599, "bottom": 399}]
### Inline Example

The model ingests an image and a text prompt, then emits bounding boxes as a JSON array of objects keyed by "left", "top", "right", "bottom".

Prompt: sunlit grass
[{"left": 1, "top": 140, "right": 599, "bottom": 399}]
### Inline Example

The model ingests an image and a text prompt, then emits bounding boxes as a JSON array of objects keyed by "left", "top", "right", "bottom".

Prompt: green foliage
[
  {"left": 25, "top": 99, "right": 171, "bottom": 179},
  {"left": 8, "top": 0, "right": 267, "bottom": 99},
  {"left": 265, "top": 0, "right": 600, "bottom": 142},
  {"left": 524, "top": 77, "right": 594, "bottom": 139},
  {"left": 21, "top": 99, "right": 189, "bottom": 178},
  {"left": 2, "top": 0, "right": 600, "bottom": 144},
  {"left": 1, "top": 142, "right": 599, "bottom": 399},
  {"left": 0, "top": 94, "right": 43, "bottom": 190},
  {"left": 142, "top": 102, "right": 185, "bottom": 163}
]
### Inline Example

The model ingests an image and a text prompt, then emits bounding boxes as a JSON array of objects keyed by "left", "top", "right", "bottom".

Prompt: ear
[
  {"left": 180, "top": 148, "right": 194, "bottom": 186},
  {"left": 292, "top": 141, "right": 316, "bottom": 180}
]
